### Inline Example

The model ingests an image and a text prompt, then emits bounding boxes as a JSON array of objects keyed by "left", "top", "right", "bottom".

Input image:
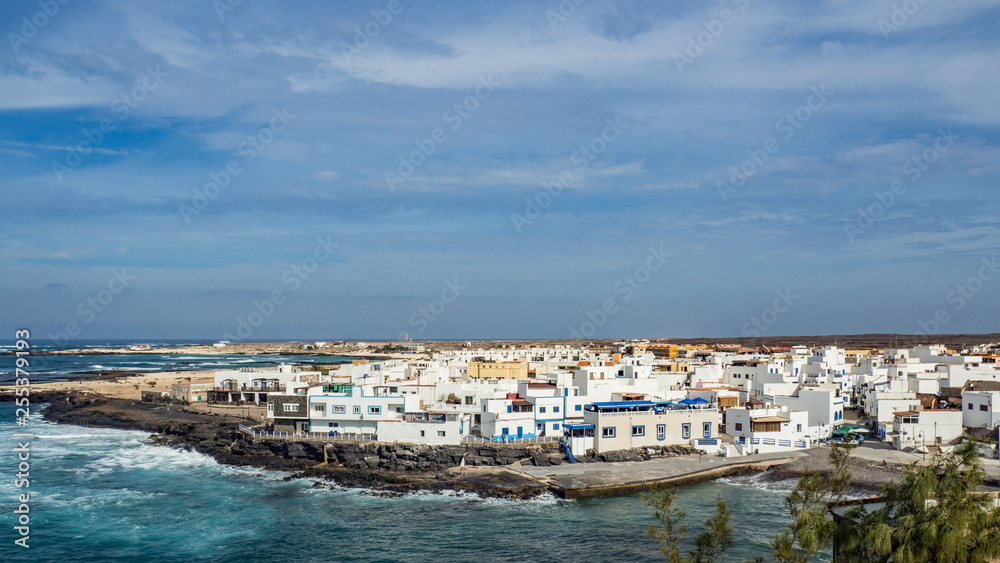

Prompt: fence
[
  {"left": 461, "top": 435, "right": 561, "bottom": 445},
  {"left": 744, "top": 435, "right": 812, "bottom": 449},
  {"left": 238, "top": 424, "right": 375, "bottom": 442}
]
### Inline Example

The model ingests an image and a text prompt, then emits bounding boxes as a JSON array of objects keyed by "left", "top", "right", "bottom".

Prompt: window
[
  {"left": 632, "top": 425, "right": 645, "bottom": 437},
  {"left": 575, "top": 405, "right": 582, "bottom": 411},
  {"left": 703, "top": 422, "right": 712, "bottom": 438},
  {"left": 507, "top": 405, "right": 512, "bottom": 413},
  {"left": 267, "top": 403, "right": 274, "bottom": 412},
  {"left": 735, "top": 423, "right": 742, "bottom": 431},
  {"left": 537, "top": 423, "right": 544, "bottom": 431},
  {"left": 681, "top": 423, "right": 691, "bottom": 439},
  {"left": 464, "top": 396, "right": 473, "bottom": 405},
  {"left": 552, "top": 423, "right": 560, "bottom": 430},
  {"left": 656, "top": 424, "right": 666, "bottom": 440},
  {"left": 313, "top": 404, "right": 325, "bottom": 413},
  {"left": 483, "top": 405, "right": 487, "bottom": 412},
  {"left": 553, "top": 406, "right": 560, "bottom": 413},
  {"left": 796, "top": 424, "right": 802, "bottom": 432},
  {"left": 539, "top": 407, "right": 546, "bottom": 414},
  {"left": 420, "top": 430, "right": 425, "bottom": 437},
  {"left": 368, "top": 406, "right": 381, "bottom": 415},
  {"left": 502, "top": 427, "right": 509, "bottom": 436},
  {"left": 353, "top": 406, "right": 360, "bottom": 414},
  {"left": 602, "top": 427, "right": 616, "bottom": 438},
  {"left": 328, "top": 422, "right": 338, "bottom": 428},
  {"left": 333, "top": 406, "right": 346, "bottom": 414},
  {"left": 438, "top": 431, "right": 446, "bottom": 437},
  {"left": 283, "top": 403, "right": 298, "bottom": 412},
  {"left": 982, "top": 405, "right": 989, "bottom": 411},
  {"left": 969, "top": 403, "right": 974, "bottom": 410}
]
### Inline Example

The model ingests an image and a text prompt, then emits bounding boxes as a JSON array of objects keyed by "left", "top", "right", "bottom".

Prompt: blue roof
[
  {"left": 591, "top": 401, "right": 656, "bottom": 410},
  {"left": 678, "top": 397, "right": 710, "bottom": 405},
  {"left": 562, "top": 423, "right": 595, "bottom": 429}
]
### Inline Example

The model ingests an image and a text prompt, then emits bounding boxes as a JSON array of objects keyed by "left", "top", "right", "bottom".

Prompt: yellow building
[
  {"left": 466, "top": 360, "right": 527, "bottom": 380},
  {"left": 647, "top": 343, "right": 679, "bottom": 358}
]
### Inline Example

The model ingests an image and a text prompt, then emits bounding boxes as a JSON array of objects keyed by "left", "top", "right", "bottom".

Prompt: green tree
[
  {"left": 772, "top": 444, "right": 854, "bottom": 563},
  {"left": 837, "top": 440, "right": 1000, "bottom": 563},
  {"left": 643, "top": 486, "right": 734, "bottom": 563}
]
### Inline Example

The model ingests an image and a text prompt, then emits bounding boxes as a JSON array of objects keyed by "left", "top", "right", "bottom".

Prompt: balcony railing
[
  {"left": 239, "top": 424, "right": 375, "bottom": 441},
  {"left": 461, "top": 435, "right": 560, "bottom": 444},
  {"left": 214, "top": 385, "right": 285, "bottom": 393}
]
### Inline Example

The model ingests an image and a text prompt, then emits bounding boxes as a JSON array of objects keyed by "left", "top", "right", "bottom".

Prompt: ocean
[
  {"left": 0, "top": 339, "right": 356, "bottom": 384},
  {"left": 0, "top": 343, "right": 832, "bottom": 562}
]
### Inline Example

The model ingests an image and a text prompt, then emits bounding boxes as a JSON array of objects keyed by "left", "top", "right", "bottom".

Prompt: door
[{"left": 517, "top": 426, "right": 523, "bottom": 438}]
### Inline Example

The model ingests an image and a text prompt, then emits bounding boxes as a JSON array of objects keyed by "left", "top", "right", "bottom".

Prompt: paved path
[
  {"left": 509, "top": 444, "right": 1000, "bottom": 497},
  {"left": 508, "top": 450, "right": 808, "bottom": 497},
  {"left": 849, "top": 442, "right": 1000, "bottom": 482}
]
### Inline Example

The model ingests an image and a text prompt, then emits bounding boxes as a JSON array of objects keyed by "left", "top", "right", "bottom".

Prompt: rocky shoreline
[
  {"left": 4, "top": 390, "right": 923, "bottom": 499},
  {"left": 6, "top": 391, "right": 704, "bottom": 500}
]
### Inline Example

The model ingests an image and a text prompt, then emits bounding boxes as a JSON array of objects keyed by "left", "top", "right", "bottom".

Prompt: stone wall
[
  {"left": 230, "top": 438, "right": 568, "bottom": 472},
  {"left": 578, "top": 444, "right": 701, "bottom": 463}
]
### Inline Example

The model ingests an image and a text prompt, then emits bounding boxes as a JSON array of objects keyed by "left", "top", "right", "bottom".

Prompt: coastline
[
  {"left": 0, "top": 369, "right": 917, "bottom": 500},
  {"left": 1, "top": 386, "right": 912, "bottom": 501}
]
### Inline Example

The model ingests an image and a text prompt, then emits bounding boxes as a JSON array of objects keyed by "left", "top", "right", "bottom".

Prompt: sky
[{"left": 1, "top": 0, "right": 999, "bottom": 344}]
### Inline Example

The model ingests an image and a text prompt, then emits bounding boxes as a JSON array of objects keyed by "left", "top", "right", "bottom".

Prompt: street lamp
[{"left": 918, "top": 430, "right": 926, "bottom": 462}]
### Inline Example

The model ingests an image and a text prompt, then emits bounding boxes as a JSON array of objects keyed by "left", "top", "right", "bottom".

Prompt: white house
[
  {"left": 725, "top": 406, "right": 811, "bottom": 454},
  {"left": 213, "top": 363, "right": 321, "bottom": 404},
  {"left": 376, "top": 412, "right": 469, "bottom": 445},
  {"left": 763, "top": 384, "right": 845, "bottom": 440},
  {"left": 885, "top": 408, "right": 963, "bottom": 450},
  {"left": 302, "top": 383, "right": 418, "bottom": 435},
  {"left": 480, "top": 393, "right": 537, "bottom": 440},
  {"left": 962, "top": 389, "right": 1000, "bottom": 429}
]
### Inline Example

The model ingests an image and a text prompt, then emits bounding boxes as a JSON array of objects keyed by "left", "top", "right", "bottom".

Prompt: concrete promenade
[
  {"left": 508, "top": 450, "right": 808, "bottom": 499},
  {"left": 508, "top": 442, "right": 1000, "bottom": 499}
]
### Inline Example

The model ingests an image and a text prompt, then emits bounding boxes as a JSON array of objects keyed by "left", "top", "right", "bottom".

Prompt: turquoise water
[{"left": 0, "top": 403, "right": 829, "bottom": 562}]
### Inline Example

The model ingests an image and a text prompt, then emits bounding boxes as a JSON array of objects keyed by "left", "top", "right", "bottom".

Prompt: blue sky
[{"left": 1, "top": 0, "right": 999, "bottom": 343}]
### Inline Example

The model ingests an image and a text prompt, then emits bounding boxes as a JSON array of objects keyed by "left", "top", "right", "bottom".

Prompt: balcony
[{"left": 402, "top": 412, "right": 447, "bottom": 423}]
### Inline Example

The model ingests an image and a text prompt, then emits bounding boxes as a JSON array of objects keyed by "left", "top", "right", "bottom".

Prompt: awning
[{"left": 751, "top": 416, "right": 788, "bottom": 423}]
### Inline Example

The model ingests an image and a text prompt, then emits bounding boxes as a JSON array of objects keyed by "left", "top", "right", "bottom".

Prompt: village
[{"left": 145, "top": 340, "right": 1000, "bottom": 462}]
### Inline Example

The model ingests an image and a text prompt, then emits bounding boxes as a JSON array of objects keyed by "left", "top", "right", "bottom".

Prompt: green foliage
[
  {"left": 837, "top": 440, "right": 1000, "bottom": 563},
  {"left": 772, "top": 444, "right": 854, "bottom": 563},
  {"left": 642, "top": 486, "right": 734, "bottom": 563}
]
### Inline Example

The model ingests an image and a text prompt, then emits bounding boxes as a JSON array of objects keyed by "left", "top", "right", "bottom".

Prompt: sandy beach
[{"left": 9, "top": 369, "right": 216, "bottom": 401}]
